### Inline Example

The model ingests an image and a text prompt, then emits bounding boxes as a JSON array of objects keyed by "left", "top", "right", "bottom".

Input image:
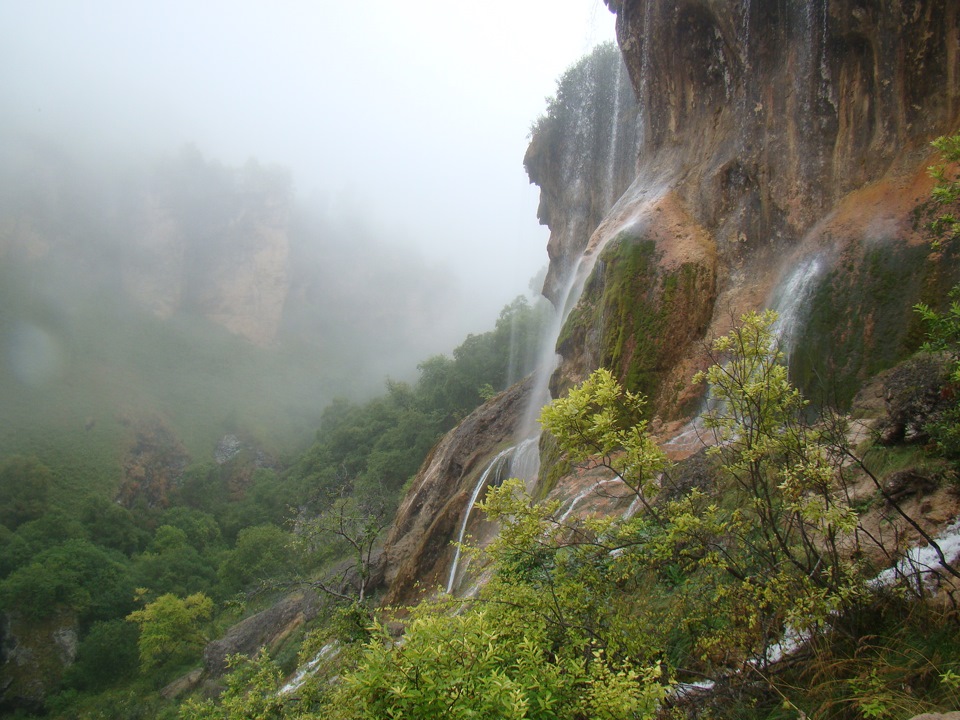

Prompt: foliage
[
  {"left": 914, "top": 285, "right": 960, "bottom": 459},
  {"left": 126, "top": 591, "right": 214, "bottom": 671},
  {"left": 0, "top": 455, "right": 52, "bottom": 530},
  {"left": 131, "top": 525, "right": 219, "bottom": 599},
  {"left": 509, "top": 314, "right": 863, "bottom": 701},
  {"left": 180, "top": 652, "right": 286, "bottom": 720},
  {"left": 328, "top": 603, "right": 665, "bottom": 720},
  {"left": 80, "top": 497, "right": 150, "bottom": 556},
  {"left": 927, "top": 133, "right": 960, "bottom": 244},
  {"left": 0, "top": 539, "right": 133, "bottom": 621},
  {"left": 296, "top": 494, "right": 390, "bottom": 604},
  {"left": 217, "top": 523, "right": 296, "bottom": 596},
  {"left": 61, "top": 619, "right": 140, "bottom": 691},
  {"left": 540, "top": 366, "right": 667, "bottom": 515}
]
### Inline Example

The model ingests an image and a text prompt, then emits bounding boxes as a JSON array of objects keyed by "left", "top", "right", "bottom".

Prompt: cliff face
[
  {"left": 123, "top": 154, "right": 293, "bottom": 346},
  {"left": 605, "top": 0, "right": 958, "bottom": 263},
  {"left": 0, "top": 147, "right": 293, "bottom": 347},
  {"left": 524, "top": 43, "right": 641, "bottom": 305},
  {"left": 380, "top": 0, "right": 960, "bottom": 601},
  {"left": 540, "top": 0, "right": 960, "bottom": 416},
  {"left": 379, "top": 378, "right": 534, "bottom": 605}
]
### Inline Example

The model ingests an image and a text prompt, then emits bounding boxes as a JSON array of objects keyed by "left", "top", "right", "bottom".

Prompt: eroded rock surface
[{"left": 379, "top": 378, "right": 532, "bottom": 606}]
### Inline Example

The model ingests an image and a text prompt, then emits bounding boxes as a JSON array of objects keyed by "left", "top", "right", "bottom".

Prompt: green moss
[
  {"left": 533, "top": 433, "right": 570, "bottom": 502},
  {"left": 792, "top": 241, "right": 960, "bottom": 408},
  {"left": 554, "top": 229, "right": 715, "bottom": 419}
]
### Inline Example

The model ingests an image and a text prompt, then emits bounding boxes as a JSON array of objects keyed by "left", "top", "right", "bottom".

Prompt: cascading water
[
  {"left": 664, "top": 251, "right": 828, "bottom": 455},
  {"left": 446, "top": 442, "right": 535, "bottom": 594},
  {"left": 518, "top": 253, "right": 596, "bottom": 440},
  {"left": 279, "top": 642, "right": 340, "bottom": 695},
  {"left": 769, "top": 252, "right": 826, "bottom": 364},
  {"left": 556, "top": 478, "right": 625, "bottom": 525},
  {"left": 604, "top": 58, "right": 626, "bottom": 208},
  {"left": 634, "top": 0, "right": 655, "bottom": 153}
]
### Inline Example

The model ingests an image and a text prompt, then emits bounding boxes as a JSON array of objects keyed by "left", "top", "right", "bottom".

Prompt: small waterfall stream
[
  {"left": 604, "top": 58, "right": 626, "bottom": 208},
  {"left": 770, "top": 252, "right": 826, "bottom": 362},
  {"left": 664, "top": 251, "right": 828, "bottom": 455},
  {"left": 446, "top": 444, "right": 522, "bottom": 594},
  {"left": 556, "top": 478, "right": 624, "bottom": 524}
]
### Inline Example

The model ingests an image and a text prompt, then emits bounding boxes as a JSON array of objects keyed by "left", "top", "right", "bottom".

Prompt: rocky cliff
[
  {"left": 124, "top": 158, "right": 292, "bottom": 346},
  {"left": 0, "top": 146, "right": 293, "bottom": 347},
  {"left": 545, "top": 0, "right": 960, "bottom": 417},
  {"left": 380, "top": 0, "right": 960, "bottom": 603}
]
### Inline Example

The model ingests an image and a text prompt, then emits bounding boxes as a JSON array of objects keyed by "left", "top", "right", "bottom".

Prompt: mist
[
  {"left": 1, "top": 0, "right": 616, "bottom": 334},
  {"left": 0, "top": 1, "right": 617, "bottom": 461}
]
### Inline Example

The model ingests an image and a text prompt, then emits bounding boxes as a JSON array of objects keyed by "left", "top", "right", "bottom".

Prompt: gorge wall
[{"left": 380, "top": 0, "right": 960, "bottom": 604}]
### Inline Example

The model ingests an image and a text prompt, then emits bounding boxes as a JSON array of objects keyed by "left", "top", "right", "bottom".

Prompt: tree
[
  {"left": 217, "top": 523, "right": 295, "bottom": 596},
  {"left": 530, "top": 315, "right": 862, "bottom": 688},
  {"left": 0, "top": 455, "right": 51, "bottom": 530},
  {"left": 126, "top": 591, "right": 213, "bottom": 671},
  {"left": 131, "top": 525, "right": 218, "bottom": 598},
  {"left": 927, "top": 133, "right": 960, "bottom": 244},
  {"left": 0, "top": 539, "right": 132, "bottom": 621},
  {"left": 328, "top": 602, "right": 665, "bottom": 720},
  {"left": 62, "top": 618, "right": 140, "bottom": 691},
  {"left": 299, "top": 494, "right": 390, "bottom": 604}
]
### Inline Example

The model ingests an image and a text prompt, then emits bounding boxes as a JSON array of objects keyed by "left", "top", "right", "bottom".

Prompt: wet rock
[
  {"left": 878, "top": 354, "right": 954, "bottom": 446},
  {"left": 215, "top": 434, "right": 243, "bottom": 464},
  {"left": 380, "top": 378, "right": 532, "bottom": 606},
  {"left": 202, "top": 592, "right": 320, "bottom": 677},
  {"left": 161, "top": 668, "right": 204, "bottom": 700},
  {"left": 883, "top": 469, "right": 938, "bottom": 503}
]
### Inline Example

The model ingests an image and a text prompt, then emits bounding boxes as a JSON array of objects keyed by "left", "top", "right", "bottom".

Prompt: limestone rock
[
  {"left": 202, "top": 592, "right": 319, "bottom": 677},
  {"left": 379, "top": 378, "right": 533, "bottom": 606},
  {"left": 878, "top": 354, "right": 955, "bottom": 446}
]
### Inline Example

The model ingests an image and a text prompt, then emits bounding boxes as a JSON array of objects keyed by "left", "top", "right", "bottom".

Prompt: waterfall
[
  {"left": 604, "top": 58, "right": 626, "bottom": 208},
  {"left": 510, "top": 435, "right": 541, "bottom": 486},
  {"left": 446, "top": 445, "right": 518, "bottom": 594},
  {"left": 663, "top": 251, "right": 828, "bottom": 455},
  {"left": 556, "top": 478, "right": 624, "bottom": 524},
  {"left": 635, "top": 0, "right": 655, "bottom": 152},
  {"left": 519, "top": 254, "right": 593, "bottom": 439},
  {"left": 819, "top": 0, "right": 836, "bottom": 112},
  {"left": 279, "top": 642, "right": 339, "bottom": 695},
  {"left": 769, "top": 252, "right": 826, "bottom": 364}
]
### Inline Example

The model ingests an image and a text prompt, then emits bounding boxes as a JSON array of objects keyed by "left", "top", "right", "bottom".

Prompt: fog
[
  {"left": 1, "top": 0, "right": 616, "bottom": 333},
  {"left": 0, "top": 1, "right": 617, "bottom": 456}
]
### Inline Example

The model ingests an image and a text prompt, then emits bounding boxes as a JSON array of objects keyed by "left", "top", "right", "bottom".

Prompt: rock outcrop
[
  {"left": 527, "top": 0, "right": 960, "bottom": 419},
  {"left": 524, "top": 43, "right": 641, "bottom": 305},
  {"left": 202, "top": 592, "right": 320, "bottom": 677},
  {"left": 605, "top": 0, "right": 958, "bottom": 263},
  {"left": 125, "top": 153, "right": 292, "bottom": 346},
  {"left": 382, "top": 0, "right": 960, "bottom": 602},
  {"left": 379, "top": 378, "right": 533, "bottom": 606}
]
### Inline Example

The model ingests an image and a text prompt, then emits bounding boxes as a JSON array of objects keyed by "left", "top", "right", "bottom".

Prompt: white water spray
[
  {"left": 605, "top": 58, "right": 626, "bottom": 207},
  {"left": 279, "top": 642, "right": 339, "bottom": 695},
  {"left": 663, "top": 251, "right": 827, "bottom": 455},
  {"left": 770, "top": 252, "right": 826, "bottom": 363},
  {"left": 446, "top": 445, "right": 517, "bottom": 594}
]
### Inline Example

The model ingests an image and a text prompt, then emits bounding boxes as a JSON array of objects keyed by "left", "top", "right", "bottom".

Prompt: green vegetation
[
  {"left": 181, "top": 310, "right": 960, "bottom": 719},
  {"left": 556, "top": 232, "right": 714, "bottom": 409},
  {"left": 126, "top": 592, "right": 214, "bottom": 671},
  {"left": 0, "top": 292, "right": 548, "bottom": 717}
]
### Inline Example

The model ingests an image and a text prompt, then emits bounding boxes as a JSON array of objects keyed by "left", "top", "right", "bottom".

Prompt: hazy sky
[{"left": 0, "top": 1, "right": 616, "bottom": 332}]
